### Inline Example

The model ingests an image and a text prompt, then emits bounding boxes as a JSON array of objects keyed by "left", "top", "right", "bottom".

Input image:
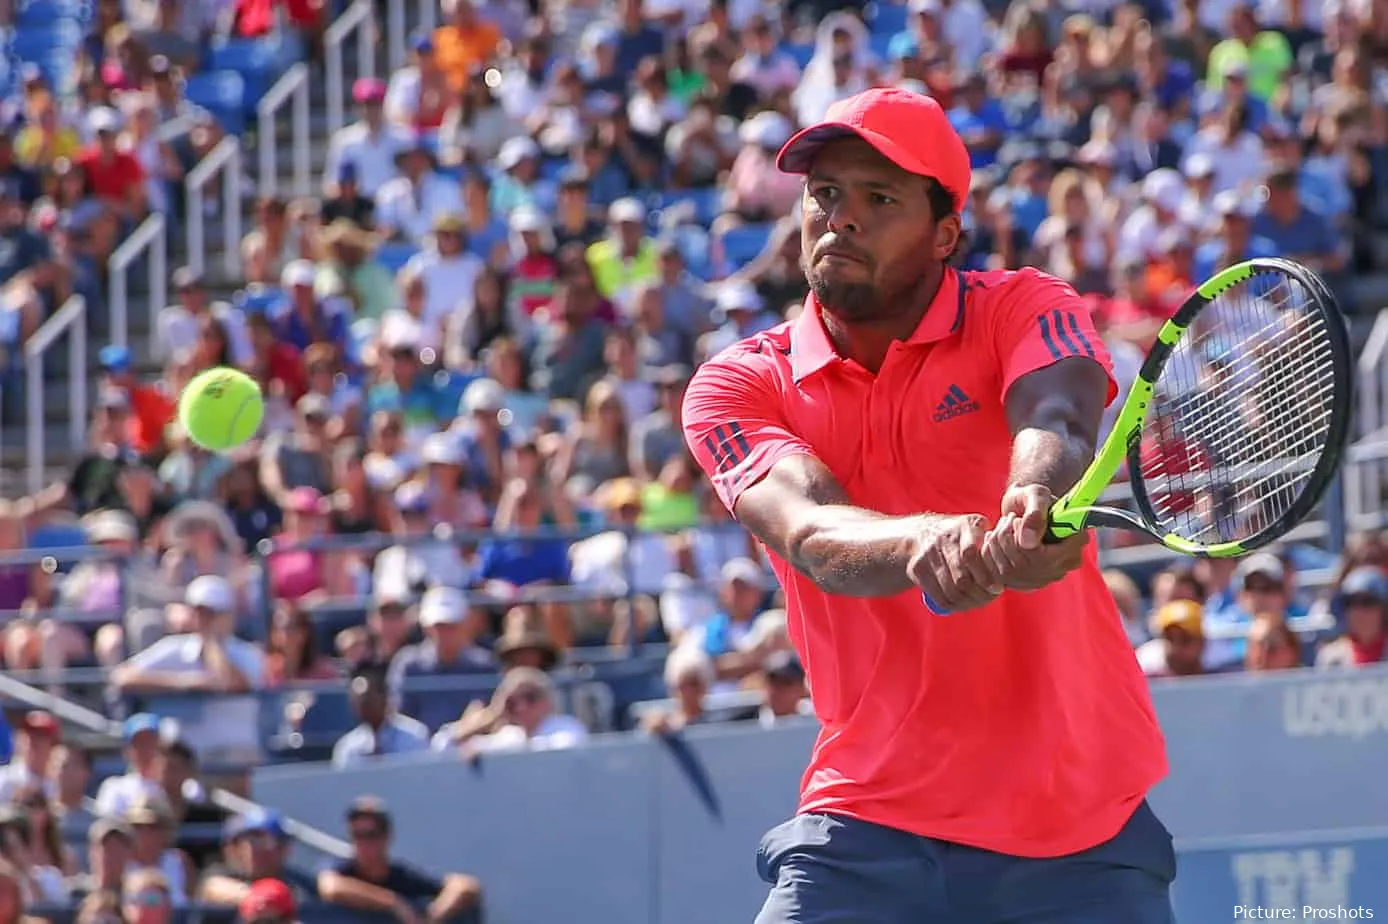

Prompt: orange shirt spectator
[{"left": 433, "top": 1, "right": 501, "bottom": 93}]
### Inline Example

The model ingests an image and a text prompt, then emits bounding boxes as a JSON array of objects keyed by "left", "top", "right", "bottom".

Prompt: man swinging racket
[{"left": 683, "top": 88, "right": 1175, "bottom": 923}]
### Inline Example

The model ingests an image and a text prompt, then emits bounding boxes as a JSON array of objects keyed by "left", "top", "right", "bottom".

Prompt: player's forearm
[
  {"left": 1008, "top": 423, "right": 1094, "bottom": 498},
  {"left": 787, "top": 507, "right": 939, "bottom": 597}
]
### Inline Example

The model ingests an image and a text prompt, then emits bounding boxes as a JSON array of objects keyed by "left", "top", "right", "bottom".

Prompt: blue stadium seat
[
  {"left": 17, "top": 0, "right": 90, "bottom": 27},
  {"left": 782, "top": 43, "right": 814, "bottom": 69},
  {"left": 718, "top": 223, "right": 774, "bottom": 274},
  {"left": 10, "top": 22, "right": 81, "bottom": 60},
  {"left": 184, "top": 70, "right": 247, "bottom": 135},
  {"left": 869, "top": 31, "right": 896, "bottom": 63},
  {"left": 27, "top": 522, "right": 88, "bottom": 551},
  {"left": 869, "top": 1, "right": 909, "bottom": 37},
  {"left": 206, "top": 38, "right": 276, "bottom": 108},
  {"left": 651, "top": 187, "right": 724, "bottom": 228},
  {"left": 375, "top": 242, "right": 420, "bottom": 275}
]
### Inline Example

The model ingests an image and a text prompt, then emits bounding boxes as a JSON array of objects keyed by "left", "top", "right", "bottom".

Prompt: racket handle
[{"left": 921, "top": 592, "right": 952, "bottom": 616}]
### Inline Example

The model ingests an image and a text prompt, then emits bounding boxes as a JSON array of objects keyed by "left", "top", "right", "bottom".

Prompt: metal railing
[
  {"left": 384, "top": 0, "right": 436, "bottom": 72},
  {"left": 108, "top": 212, "right": 168, "bottom": 356},
  {"left": 325, "top": 0, "right": 376, "bottom": 137},
  {"left": 257, "top": 62, "right": 312, "bottom": 199},
  {"left": 185, "top": 135, "right": 243, "bottom": 280},
  {"left": 23, "top": 295, "right": 86, "bottom": 494}
]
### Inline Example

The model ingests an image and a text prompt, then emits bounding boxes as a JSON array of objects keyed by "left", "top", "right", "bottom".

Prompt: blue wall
[{"left": 253, "top": 666, "right": 1388, "bottom": 924}]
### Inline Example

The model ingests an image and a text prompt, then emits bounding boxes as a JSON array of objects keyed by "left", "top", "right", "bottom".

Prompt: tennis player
[{"left": 683, "top": 88, "right": 1174, "bottom": 923}]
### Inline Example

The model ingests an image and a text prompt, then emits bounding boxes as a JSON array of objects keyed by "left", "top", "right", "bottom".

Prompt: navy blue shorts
[{"left": 754, "top": 800, "right": 1176, "bottom": 924}]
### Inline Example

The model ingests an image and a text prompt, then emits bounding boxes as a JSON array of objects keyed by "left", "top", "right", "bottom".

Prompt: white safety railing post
[
  {"left": 23, "top": 295, "right": 86, "bottom": 494},
  {"left": 325, "top": 0, "right": 376, "bottom": 137},
  {"left": 257, "top": 63, "right": 312, "bottom": 199},
  {"left": 419, "top": 0, "right": 436, "bottom": 33},
  {"left": 107, "top": 213, "right": 166, "bottom": 351},
  {"left": 185, "top": 136, "right": 243, "bottom": 280},
  {"left": 387, "top": 0, "right": 405, "bottom": 73}
]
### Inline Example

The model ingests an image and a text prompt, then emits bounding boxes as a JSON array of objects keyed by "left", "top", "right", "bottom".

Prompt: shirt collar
[{"left": 790, "top": 268, "right": 966, "bottom": 382}]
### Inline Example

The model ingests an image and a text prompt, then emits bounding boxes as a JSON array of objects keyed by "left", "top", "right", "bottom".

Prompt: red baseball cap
[
  {"left": 20, "top": 711, "right": 59, "bottom": 737},
  {"left": 238, "top": 879, "right": 296, "bottom": 922},
  {"left": 776, "top": 87, "right": 972, "bottom": 208}
]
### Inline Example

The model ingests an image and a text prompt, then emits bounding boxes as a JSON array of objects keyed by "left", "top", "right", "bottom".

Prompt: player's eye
[
  {"left": 870, "top": 192, "right": 897, "bottom": 206},
  {"left": 810, "top": 184, "right": 839, "bottom": 203}
]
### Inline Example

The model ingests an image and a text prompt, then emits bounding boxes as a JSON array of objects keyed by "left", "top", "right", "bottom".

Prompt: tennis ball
[{"left": 178, "top": 367, "right": 264, "bottom": 452}]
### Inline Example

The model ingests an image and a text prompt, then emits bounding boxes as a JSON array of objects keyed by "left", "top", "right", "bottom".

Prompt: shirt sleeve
[
  {"left": 681, "top": 348, "right": 820, "bottom": 513},
  {"left": 991, "top": 268, "right": 1117, "bottom": 405}
]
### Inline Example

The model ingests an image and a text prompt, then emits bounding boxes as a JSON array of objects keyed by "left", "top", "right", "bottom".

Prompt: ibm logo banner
[{"left": 1175, "top": 837, "right": 1383, "bottom": 921}]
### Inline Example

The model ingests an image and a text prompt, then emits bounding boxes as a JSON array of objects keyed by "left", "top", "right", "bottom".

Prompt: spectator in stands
[
  {"left": 264, "top": 483, "right": 361, "bottom": 603},
  {"left": 1206, "top": 552, "right": 1303, "bottom": 667},
  {"left": 237, "top": 878, "right": 298, "bottom": 924},
  {"left": 1245, "top": 616, "right": 1304, "bottom": 672},
  {"left": 123, "top": 795, "right": 191, "bottom": 905},
  {"left": 264, "top": 600, "right": 340, "bottom": 685},
  {"left": 121, "top": 867, "right": 173, "bottom": 924},
  {"left": 377, "top": 142, "right": 463, "bottom": 247},
  {"left": 1138, "top": 600, "right": 1209, "bottom": 679},
  {"left": 76, "top": 107, "right": 145, "bottom": 222},
  {"left": 643, "top": 644, "right": 715, "bottom": 732},
  {"left": 317, "top": 797, "right": 482, "bottom": 922},
  {"left": 198, "top": 810, "right": 303, "bottom": 909},
  {"left": 320, "top": 163, "right": 375, "bottom": 229},
  {"left": 493, "top": 607, "right": 561, "bottom": 672},
  {"left": 476, "top": 479, "right": 572, "bottom": 587},
  {"left": 12, "top": 787, "right": 74, "bottom": 900},
  {"left": 95, "top": 345, "right": 177, "bottom": 456},
  {"left": 756, "top": 649, "right": 813, "bottom": 724},
  {"left": 1316, "top": 567, "right": 1388, "bottom": 668},
  {"left": 331, "top": 666, "right": 430, "bottom": 767},
  {"left": 364, "top": 590, "right": 416, "bottom": 667},
  {"left": 1254, "top": 166, "right": 1346, "bottom": 275},
  {"left": 323, "top": 79, "right": 409, "bottom": 199},
  {"left": 433, "top": 666, "right": 588, "bottom": 754},
  {"left": 155, "top": 739, "right": 227, "bottom": 870},
  {"left": 0, "top": 711, "right": 60, "bottom": 802},
  {"left": 67, "top": 818, "right": 132, "bottom": 903},
  {"left": 93, "top": 715, "right": 164, "bottom": 818},
  {"left": 387, "top": 586, "right": 495, "bottom": 716},
  {"left": 158, "top": 268, "right": 253, "bottom": 371},
  {"left": 111, "top": 575, "right": 266, "bottom": 696},
  {"left": 680, "top": 557, "right": 773, "bottom": 687},
  {"left": 48, "top": 743, "right": 93, "bottom": 837},
  {"left": 241, "top": 198, "right": 299, "bottom": 288}
]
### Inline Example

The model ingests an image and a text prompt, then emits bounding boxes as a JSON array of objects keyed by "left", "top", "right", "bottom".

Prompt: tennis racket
[{"left": 924, "top": 257, "right": 1353, "bottom": 613}]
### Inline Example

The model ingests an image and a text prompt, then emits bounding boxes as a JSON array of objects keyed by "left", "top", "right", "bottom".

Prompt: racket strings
[{"left": 1138, "top": 273, "right": 1337, "bottom": 545}]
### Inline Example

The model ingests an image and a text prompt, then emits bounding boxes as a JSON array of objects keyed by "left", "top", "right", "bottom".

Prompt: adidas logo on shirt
[{"left": 933, "top": 385, "right": 982, "bottom": 423}]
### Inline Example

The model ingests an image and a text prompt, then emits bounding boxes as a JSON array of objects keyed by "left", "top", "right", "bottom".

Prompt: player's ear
[{"left": 932, "top": 214, "right": 962, "bottom": 263}]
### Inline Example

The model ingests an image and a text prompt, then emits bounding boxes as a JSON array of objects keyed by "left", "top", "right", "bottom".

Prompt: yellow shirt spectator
[
  {"left": 1206, "top": 32, "right": 1292, "bottom": 102},
  {"left": 15, "top": 123, "right": 80, "bottom": 169},
  {"left": 586, "top": 197, "right": 659, "bottom": 302}
]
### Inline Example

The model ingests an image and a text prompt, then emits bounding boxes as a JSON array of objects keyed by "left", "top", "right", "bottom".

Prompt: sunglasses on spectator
[
  {"left": 1345, "top": 594, "right": 1381, "bottom": 608},
  {"left": 349, "top": 826, "right": 387, "bottom": 841},
  {"left": 1244, "top": 580, "right": 1282, "bottom": 594},
  {"left": 128, "top": 890, "right": 168, "bottom": 908},
  {"left": 506, "top": 689, "right": 544, "bottom": 710}
]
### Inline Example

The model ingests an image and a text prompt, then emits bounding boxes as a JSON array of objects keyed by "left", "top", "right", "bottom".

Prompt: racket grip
[{"left": 921, "top": 592, "right": 952, "bottom": 616}]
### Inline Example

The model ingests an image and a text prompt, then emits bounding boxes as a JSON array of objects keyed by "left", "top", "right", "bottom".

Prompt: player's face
[{"left": 800, "top": 138, "right": 957, "bottom": 323}]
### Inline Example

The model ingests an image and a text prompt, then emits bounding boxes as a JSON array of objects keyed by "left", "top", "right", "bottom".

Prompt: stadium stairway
[{"left": 0, "top": 31, "right": 361, "bottom": 495}]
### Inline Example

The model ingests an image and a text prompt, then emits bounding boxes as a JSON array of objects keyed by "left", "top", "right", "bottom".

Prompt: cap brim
[{"left": 777, "top": 123, "right": 935, "bottom": 183}]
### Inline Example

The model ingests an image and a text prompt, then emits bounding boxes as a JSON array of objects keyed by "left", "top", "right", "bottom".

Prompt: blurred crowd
[
  {"left": 0, "top": 708, "right": 482, "bottom": 922},
  {"left": 0, "top": 0, "right": 1387, "bottom": 914}
]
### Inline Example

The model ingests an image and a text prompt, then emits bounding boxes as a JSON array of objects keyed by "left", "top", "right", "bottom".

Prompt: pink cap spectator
[
  {"left": 285, "top": 487, "right": 330, "bottom": 516},
  {"left": 352, "top": 77, "right": 387, "bottom": 104}
]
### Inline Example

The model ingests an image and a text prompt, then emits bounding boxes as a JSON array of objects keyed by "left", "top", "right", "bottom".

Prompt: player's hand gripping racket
[{"left": 924, "top": 258, "right": 1353, "bottom": 614}]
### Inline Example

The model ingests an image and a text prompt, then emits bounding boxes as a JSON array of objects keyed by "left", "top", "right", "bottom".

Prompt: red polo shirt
[
  {"left": 683, "top": 267, "right": 1167, "bottom": 858},
  {"left": 75, "top": 147, "right": 143, "bottom": 204}
]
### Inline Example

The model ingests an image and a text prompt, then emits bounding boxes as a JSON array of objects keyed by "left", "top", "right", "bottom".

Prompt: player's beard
[{"left": 803, "top": 258, "right": 881, "bottom": 322}]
